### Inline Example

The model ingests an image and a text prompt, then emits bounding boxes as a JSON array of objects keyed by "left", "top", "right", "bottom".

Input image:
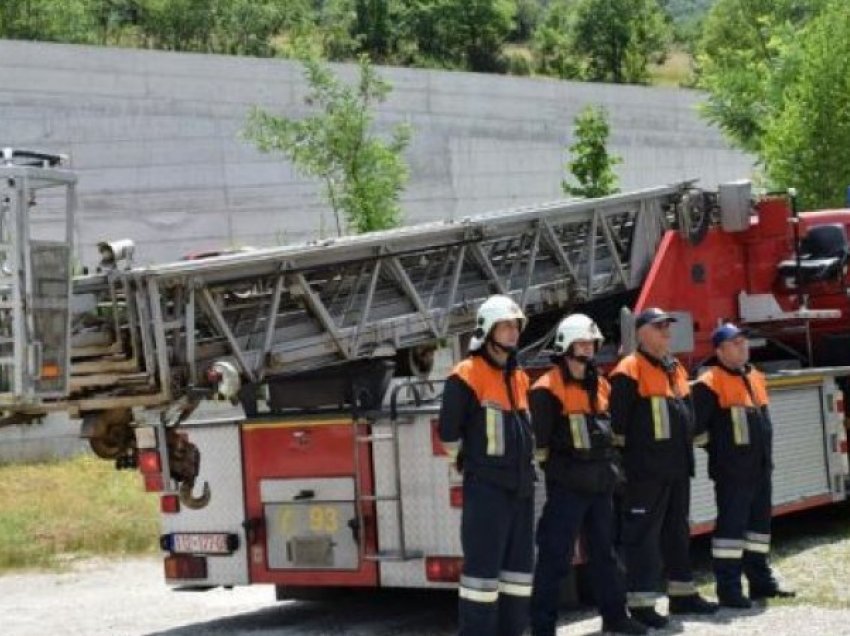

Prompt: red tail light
[
  {"left": 841, "top": 439, "right": 848, "bottom": 454},
  {"left": 164, "top": 555, "right": 207, "bottom": 580},
  {"left": 138, "top": 450, "right": 163, "bottom": 492},
  {"left": 836, "top": 397, "right": 845, "bottom": 416},
  {"left": 143, "top": 473, "right": 164, "bottom": 492},
  {"left": 425, "top": 556, "right": 463, "bottom": 583},
  {"left": 160, "top": 495, "right": 180, "bottom": 514},
  {"left": 138, "top": 449, "right": 161, "bottom": 473},
  {"left": 449, "top": 485, "right": 463, "bottom": 508}
]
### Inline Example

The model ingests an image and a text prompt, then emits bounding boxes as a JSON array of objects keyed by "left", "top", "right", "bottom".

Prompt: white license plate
[{"left": 171, "top": 533, "right": 230, "bottom": 555}]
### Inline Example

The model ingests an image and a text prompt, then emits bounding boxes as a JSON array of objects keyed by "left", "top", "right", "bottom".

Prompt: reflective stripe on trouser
[
  {"left": 668, "top": 580, "right": 698, "bottom": 597},
  {"left": 744, "top": 531, "right": 770, "bottom": 554},
  {"left": 621, "top": 478, "right": 693, "bottom": 606},
  {"left": 712, "top": 537, "right": 744, "bottom": 560},
  {"left": 714, "top": 472, "right": 775, "bottom": 597},
  {"left": 626, "top": 592, "right": 659, "bottom": 608},
  {"left": 531, "top": 484, "right": 629, "bottom": 636},
  {"left": 459, "top": 575, "right": 499, "bottom": 603},
  {"left": 499, "top": 570, "right": 532, "bottom": 597},
  {"left": 459, "top": 477, "right": 534, "bottom": 636}
]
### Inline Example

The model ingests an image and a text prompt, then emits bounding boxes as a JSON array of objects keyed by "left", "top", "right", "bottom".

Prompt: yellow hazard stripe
[{"left": 767, "top": 376, "right": 824, "bottom": 389}]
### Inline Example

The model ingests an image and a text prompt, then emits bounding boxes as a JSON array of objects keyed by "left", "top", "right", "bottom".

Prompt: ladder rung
[
  {"left": 356, "top": 433, "right": 395, "bottom": 442},
  {"left": 358, "top": 494, "right": 399, "bottom": 502}
]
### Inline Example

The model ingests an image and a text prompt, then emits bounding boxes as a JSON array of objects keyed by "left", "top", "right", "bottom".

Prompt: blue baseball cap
[
  {"left": 634, "top": 307, "right": 677, "bottom": 330},
  {"left": 711, "top": 323, "right": 748, "bottom": 348}
]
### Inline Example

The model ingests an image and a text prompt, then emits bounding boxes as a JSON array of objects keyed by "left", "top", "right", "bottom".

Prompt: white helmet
[
  {"left": 468, "top": 295, "right": 527, "bottom": 352},
  {"left": 553, "top": 313, "right": 603, "bottom": 355}
]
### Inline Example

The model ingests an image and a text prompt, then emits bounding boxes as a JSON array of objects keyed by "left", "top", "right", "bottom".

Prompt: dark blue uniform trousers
[
  {"left": 621, "top": 478, "right": 697, "bottom": 606},
  {"left": 530, "top": 482, "right": 627, "bottom": 636},
  {"left": 458, "top": 476, "right": 534, "bottom": 636},
  {"left": 712, "top": 471, "right": 776, "bottom": 598}
]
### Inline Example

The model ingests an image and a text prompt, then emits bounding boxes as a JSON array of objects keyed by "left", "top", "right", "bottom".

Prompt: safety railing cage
[{"left": 0, "top": 148, "right": 75, "bottom": 405}]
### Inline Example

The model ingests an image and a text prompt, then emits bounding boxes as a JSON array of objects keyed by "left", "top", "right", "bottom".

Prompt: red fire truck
[{"left": 1, "top": 150, "right": 847, "bottom": 596}]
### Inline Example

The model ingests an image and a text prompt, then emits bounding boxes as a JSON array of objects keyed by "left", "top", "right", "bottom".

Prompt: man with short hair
[
  {"left": 610, "top": 308, "right": 718, "bottom": 629},
  {"left": 693, "top": 323, "right": 795, "bottom": 608},
  {"left": 439, "top": 294, "right": 536, "bottom": 636}
]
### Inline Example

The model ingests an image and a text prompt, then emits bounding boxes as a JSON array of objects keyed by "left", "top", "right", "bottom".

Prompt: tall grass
[{"left": 0, "top": 454, "right": 159, "bottom": 572}]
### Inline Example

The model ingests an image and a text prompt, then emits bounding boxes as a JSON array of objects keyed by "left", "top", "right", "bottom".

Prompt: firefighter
[
  {"left": 438, "top": 294, "right": 536, "bottom": 636},
  {"left": 610, "top": 307, "right": 718, "bottom": 629},
  {"left": 693, "top": 323, "right": 795, "bottom": 607},
  {"left": 529, "top": 314, "right": 647, "bottom": 636}
]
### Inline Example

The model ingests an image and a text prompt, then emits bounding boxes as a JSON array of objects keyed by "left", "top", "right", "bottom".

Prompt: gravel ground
[{"left": 2, "top": 556, "right": 850, "bottom": 635}]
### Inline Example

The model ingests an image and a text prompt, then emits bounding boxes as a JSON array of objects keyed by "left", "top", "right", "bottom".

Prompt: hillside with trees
[{"left": 0, "top": 0, "right": 714, "bottom": 84}]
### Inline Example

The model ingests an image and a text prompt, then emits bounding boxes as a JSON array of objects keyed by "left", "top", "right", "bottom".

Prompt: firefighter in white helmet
[
  {"left": 529, "top": 314, "right": 646, "bottom": 636},
  {"left": 439, "top": 294, "right": 535, "bottom": 636}
]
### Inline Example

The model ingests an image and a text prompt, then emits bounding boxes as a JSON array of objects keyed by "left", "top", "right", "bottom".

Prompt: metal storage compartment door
[
  {"left": 262, "top": 478, "right": 359, "bottom": 570},
  {"left": 770, "top": 384, "right": 831, "bottom": 505}
]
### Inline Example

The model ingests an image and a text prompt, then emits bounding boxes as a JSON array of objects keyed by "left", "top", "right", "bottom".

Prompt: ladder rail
[
  {"left": 353, "top": 381, "right": 426, "bottom": 562},
  {"left": 54, "top": 182, "right": 689, "bottom": 407}
]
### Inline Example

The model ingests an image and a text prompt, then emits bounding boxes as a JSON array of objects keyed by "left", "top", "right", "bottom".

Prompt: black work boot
[
  {"left": 602, "top": 615, "right": 648, "bottom": 635},
  {"left": 668, "top": 593, "right": 719, "bottom": 615},
  {"left": 629, "top": 607, "right": 669, "bottom": 629},
  {"left": 749, "top": 583, "right": 796, "bottom": 601},
  {"left": 718, "top": 593, "right": 752, "bottom": 609}
]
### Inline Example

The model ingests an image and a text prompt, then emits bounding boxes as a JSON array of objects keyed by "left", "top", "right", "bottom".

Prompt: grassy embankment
[
  {"left": 693, "top": 503, "right": 850, "bottom": 608},
  {"left": 0, "top": 454, "right": 159, "bottom": 573}
]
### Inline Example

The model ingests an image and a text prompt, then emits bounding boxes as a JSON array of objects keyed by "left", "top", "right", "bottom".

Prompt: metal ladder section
[
  {"left": 65, "top": 181, "right": 692, "bottom": 405},
  {"left": 351, "top": 382, "right": 427, "bottom": 562},
  {"left": 0, "top": 150, "right": 75, "bottom": 406}
]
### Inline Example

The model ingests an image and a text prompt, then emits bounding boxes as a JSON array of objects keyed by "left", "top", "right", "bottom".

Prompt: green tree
[
  {"left": 760, "top": 1, "right": 850, "bottom": 209},
  {"left": 243, "top": 56, "right": 412, "bottom": 235},
  {"left": 511, "top": 0, "right": 542, "bottom": 42},
  {"left": 0, "top": 0, "right": 96, "bottom": 43},
  {"left": 442, "top": 0, "right": 517, "bottom": 72},
  {"left": 388, "top": 0, "right": 516, "bottom": 71},
  {"left": 695, "top": 0, "right": 825, "bottom": 154},
  {"left": 211, "top": 0, "right": 289, "bottom": 57},
  {"left": 571, "top": 0, "right": 671, "bottom": 83},
  {"left": 562, "top": 106, "right": 622, "bottom": 198},
  {"left": 135, "top": 0, "right": 216, "bottom": 51},
  {"left": 532, "top": 0, "right": 581, "bottom": 79}
]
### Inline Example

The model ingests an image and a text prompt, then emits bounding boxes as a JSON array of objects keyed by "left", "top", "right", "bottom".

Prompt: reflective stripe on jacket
[
  {"left": 610, "top": 350, "right": 695, "bottom": 480},
  {"left": 439, "top": 353, "right": 535, "bottom": 495},
  {"left": 693, "top": 364, "right": 773, "bottom": 482},
  {"left": 531, "top": 366, "right": 618, "bottom": 493}
]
